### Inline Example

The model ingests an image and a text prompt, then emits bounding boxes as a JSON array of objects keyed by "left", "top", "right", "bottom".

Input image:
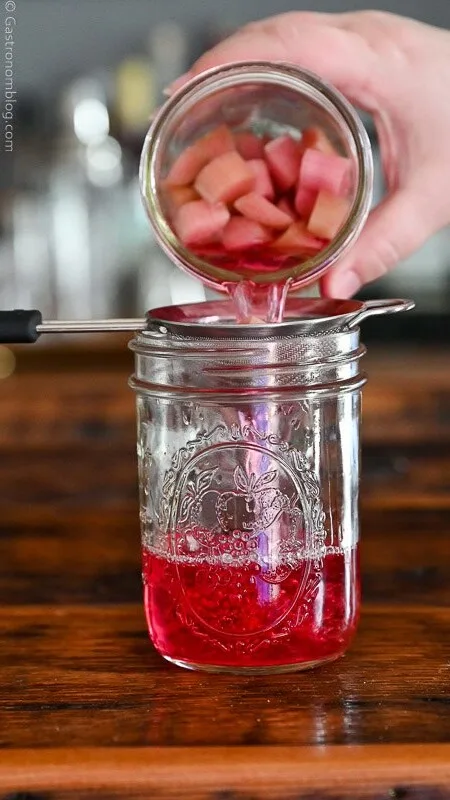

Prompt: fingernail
[
  {"left": 332, "top": 270, "right": 361, "bottom": 299},
  {"left": 163, "top": 72, "right": 192, "bottom": 96}
]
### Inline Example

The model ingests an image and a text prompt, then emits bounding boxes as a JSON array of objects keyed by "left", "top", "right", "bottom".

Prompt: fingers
[
  {"left": 167, "top": 13, "right": 379, "bottom": 109},
  {"left": 321, "top": 187, "right": 434, "bottom": 298},
  {"left": 162, "top": 10, "right": 442, "bottom": 299}
]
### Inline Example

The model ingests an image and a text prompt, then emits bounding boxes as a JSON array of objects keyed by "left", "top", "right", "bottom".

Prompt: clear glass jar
[
  {"left": 139, "top": 61, "right": 373, "bottom": 292},
  {"left": 130, "top": 299, "right": 367, "bottom": 674}
]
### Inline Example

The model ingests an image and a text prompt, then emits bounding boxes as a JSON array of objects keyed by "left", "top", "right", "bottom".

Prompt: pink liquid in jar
[{"left": 142, "top": 527, "right": 360, "bottom": 672}]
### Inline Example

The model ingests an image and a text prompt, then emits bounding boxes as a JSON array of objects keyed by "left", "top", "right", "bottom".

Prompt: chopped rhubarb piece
[
  {"left": 272, "top": 221, "right": 325, "bottom": 254},
  {"left": 234, "top": 193, "right": 292, "bottom": 230},
  {"left": 173, "top": 200, "right": 230, "bottom": 246},
  {"left": 200, "top": 124, "right": 236, "bottom": 160},
  {"left": 165, "top": 125, "right": 235, "bottom": 186},
  {"left": 277, "top": 197, "right": 296, "bottom": 221},
  {"left": 247, "top": 159, "right": 275, "bottom": 199},
  {"left": 164, "top": 185, "right": 199, "bottom": 213},
  {"left": 307, "top": 192, "right": 350, "bottom": 239},
  {"left": 294, "top": 185, "right": 317, "bottom": 218},
  {"left": 264, "top": 135, "right": 302, "bottom": 191},
  {"left": 222, "top": 217, "right": 273, "bottom": 251},
  {"left": 234, "top": 131, "right": 265, "bottom": 160},
  {"left": 300, "top": 127, "right": 338, "bottom": 155},
  {"left": 195, "top": 151, "right": 254, "bottom": 205},
  {"left": 165, "top": 146, "right": 206, "bottom": 187},
  {"left": 299, "top": 148, "right": 351, "bottom": 196}
]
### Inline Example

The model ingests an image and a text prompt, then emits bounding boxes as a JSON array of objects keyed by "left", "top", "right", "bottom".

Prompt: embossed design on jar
[{"left": 145, "top": 424, "right": 327, "bottom": 650}]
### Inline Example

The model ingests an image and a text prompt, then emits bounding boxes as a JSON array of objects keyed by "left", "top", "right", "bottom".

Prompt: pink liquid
[
  {"left": 194, "top": 245, "right": 310, "bottom": 277},
  {"left": 143, "top": 541, "right": 360, "bottom": 670},
  {"left": 191, "top": 245, "right": 321, "bottom": 323}
]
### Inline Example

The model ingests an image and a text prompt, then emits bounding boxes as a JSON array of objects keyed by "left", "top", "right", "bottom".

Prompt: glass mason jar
[
  {"left": 130, "top": 299, "right": 369, "bottom": 674},
  {"left": 139, "top": 61, "right": 373, "bottom": 294}
]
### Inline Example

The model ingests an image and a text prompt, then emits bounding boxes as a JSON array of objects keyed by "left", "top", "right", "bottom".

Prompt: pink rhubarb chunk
[
  {"left": 165, "top": 125, "right": 235, "bottom": 186},
  {"left": 294, "top": 185, "right": 317, "bottom": 218},
  {"left": 307, "top": 192, "right": 350, "bottom": 239},
  {"left": 272, "top": 221, "right": 325, "bottom": 254},
  {"left": 222, "top": 217, "right": 273, "bottom": 251},
  {"left": 173, "top": 200, "right": 230, "bottom": 246},
  {"left": 200, "top": 124, "right": 235, "bottom": 159},
  {"left": 164, "top": 185, "right": 199, "bottom": 213},
  {"left": 299, "top": 148, "right": 351, "bottom": 196},
  {"left": 300, "top": 127, "right": 338, "bottom": 155},
  {"left": 234, "top": 131, "right": 265, "bottom": 160},
  {"left": 247, "top": 159, "right": 275, "bottom": 200},
  {"left": 234, "top": 193, "right": 292, "bottom": 230},
  {"left": 264, "top": 135, "right": 302, "bottom": 191},
  {"left": 165, "top": 147, "right": 205, "bottom": 187},
  {"left": 195, "top": 151, "right": 254, "bottom": 205}
]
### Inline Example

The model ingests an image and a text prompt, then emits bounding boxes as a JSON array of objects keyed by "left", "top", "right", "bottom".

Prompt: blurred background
[{"left": 2, "top": 0, "right": 450, "bottom": 343}]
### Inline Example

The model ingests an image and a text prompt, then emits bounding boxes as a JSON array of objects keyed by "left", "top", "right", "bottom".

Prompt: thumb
[{"left": 321, "top": 187, "right": 433, "bottom": 298}]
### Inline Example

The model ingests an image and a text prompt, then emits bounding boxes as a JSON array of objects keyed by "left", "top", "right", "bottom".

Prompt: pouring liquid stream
[{"left": 225, "top": 277, "right": 294, "bottom": 324}]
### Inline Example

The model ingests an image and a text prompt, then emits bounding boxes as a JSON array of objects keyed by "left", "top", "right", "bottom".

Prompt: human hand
[{"left": 167, "top": 11, "right": 450, "bottom": 298}]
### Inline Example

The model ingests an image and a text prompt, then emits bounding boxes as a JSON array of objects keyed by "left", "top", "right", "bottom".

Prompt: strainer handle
[
  {"left": 0, "top": 309, "right": 147, "bottom": 343},
  {"left": 347, "top": 298, "right": 415, "bottom": 328}
]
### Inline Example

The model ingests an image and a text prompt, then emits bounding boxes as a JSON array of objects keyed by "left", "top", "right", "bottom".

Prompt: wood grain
[
  {"left": 1, "top": 745, "right": 450, "bottom": 799},
  {"left": 0, "top": 344, "right": 449, "bottom": 797},
  {"left": 0, "top": 603, "right": 450, "bottom": 749}
]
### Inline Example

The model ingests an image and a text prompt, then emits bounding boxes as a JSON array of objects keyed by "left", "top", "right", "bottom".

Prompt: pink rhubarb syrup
[{"left": 143, "top": 534, "right": 360, "bottom": 670}]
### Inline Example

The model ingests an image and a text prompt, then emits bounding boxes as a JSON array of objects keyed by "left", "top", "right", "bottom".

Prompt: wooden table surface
[{"left": 0, "top": 341, "right": 449, "bottom": 799}]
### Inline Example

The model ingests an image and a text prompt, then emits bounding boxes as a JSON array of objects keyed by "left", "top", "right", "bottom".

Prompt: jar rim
[{"left": 139, "top": 61, "right": 373, "bottom": 290}]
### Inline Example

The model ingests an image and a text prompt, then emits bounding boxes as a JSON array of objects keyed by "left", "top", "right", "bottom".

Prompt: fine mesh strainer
[{"left": 0, "top": 298, "right": 414, "bottom": 344}]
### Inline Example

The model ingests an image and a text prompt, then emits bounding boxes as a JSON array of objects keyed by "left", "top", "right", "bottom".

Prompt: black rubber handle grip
[{"left": 0, "top": 309, "right": 43, "bottom": 343}]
